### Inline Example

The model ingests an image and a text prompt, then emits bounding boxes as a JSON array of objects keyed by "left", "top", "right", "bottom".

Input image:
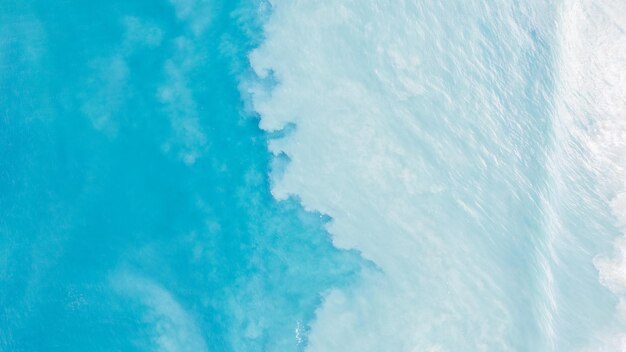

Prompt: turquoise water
[
  {"left": 2, "top": 0, "right": 626, "bottom": 351},
  {"left": 1, "top": 1, "right": 362, "bottom": 351}
]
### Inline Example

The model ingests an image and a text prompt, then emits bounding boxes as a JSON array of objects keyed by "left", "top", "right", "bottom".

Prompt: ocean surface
[{"left": 1, "top": 0, "right": 625, "bottom": 351}]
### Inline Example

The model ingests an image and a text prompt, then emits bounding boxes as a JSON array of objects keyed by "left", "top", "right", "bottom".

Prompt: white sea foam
[
  {"left": 250, "top": 0, "right": 626, "bottom": 350},
  {"left": 552, "top": 0, "right": 626, "bottom": 350},
  {"left": 249, "top": 1, "right": 573, "bottom": 350}
]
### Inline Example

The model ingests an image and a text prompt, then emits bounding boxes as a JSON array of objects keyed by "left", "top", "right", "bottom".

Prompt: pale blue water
[{"left": 2, "top": 1, "right": 626, "bottom": 351}]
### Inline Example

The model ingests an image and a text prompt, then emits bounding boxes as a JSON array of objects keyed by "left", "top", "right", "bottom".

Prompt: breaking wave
[{"left": 248, "top": 0, "right": 626, "bottom": 350}]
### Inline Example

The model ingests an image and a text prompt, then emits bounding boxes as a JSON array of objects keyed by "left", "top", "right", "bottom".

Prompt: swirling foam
[
  {"left": 250, "top": 0, "right": 626, "bottom": 350},
  {"left": 553, "top": 0, "right": 626, "bottom": 349}
]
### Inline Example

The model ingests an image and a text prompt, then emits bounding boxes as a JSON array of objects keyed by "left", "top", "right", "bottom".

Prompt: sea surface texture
[{"left": 1, "top": 0, "right": 625, "bottom": 351}]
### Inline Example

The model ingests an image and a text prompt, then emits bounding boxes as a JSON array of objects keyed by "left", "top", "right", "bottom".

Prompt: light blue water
[
  {"left": 2, "top": 0, "right": 626, "bottom": 351},
  {"left": 0, "top": 1, "right": 362, "bottom": 351}
]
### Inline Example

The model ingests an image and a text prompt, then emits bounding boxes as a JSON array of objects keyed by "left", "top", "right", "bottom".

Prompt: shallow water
[{"left": 2, "top": 0, "right": 626, "bottom": 351}]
